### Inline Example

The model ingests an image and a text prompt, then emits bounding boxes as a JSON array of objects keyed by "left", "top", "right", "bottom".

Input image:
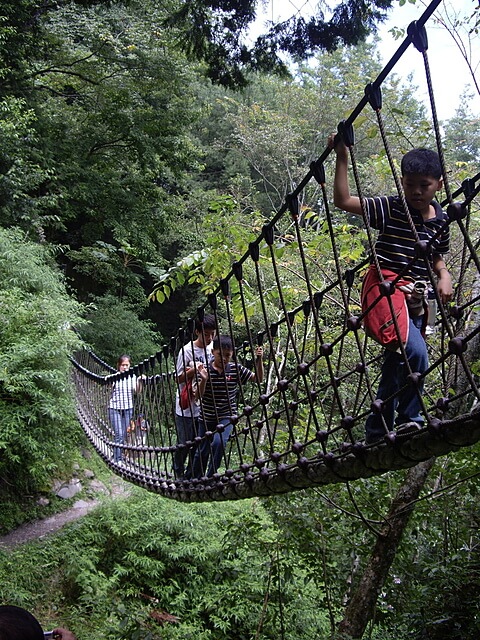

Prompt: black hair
[
  {"left": 195, "top": 313, "right": 216, "bottom": 332},
  {"left": 116, "top": 354, "right": 131, "bottom": 369},
  {"left": 213, "top": 335, "right": 233, "bottom": 352},
  {"left": 401, "top": 148, "right": 442, "bottom": 179},
  {"left": 0, "top": 605, "right": 44, "bottom": 640}
]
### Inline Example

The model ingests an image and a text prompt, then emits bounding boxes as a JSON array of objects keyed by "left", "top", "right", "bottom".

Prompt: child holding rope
[
  {"left": 328, "top": 132, "right": 453, "bottom": 443},
  {"left": 191, "top": 335, "right": 264, "bottom": 478}
]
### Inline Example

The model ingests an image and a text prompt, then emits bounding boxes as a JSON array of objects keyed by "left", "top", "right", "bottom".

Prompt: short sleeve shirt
[
  {"left": 363, "top": 195, "right": 449, "bottom": 280},
  {"left": 175, "top": 342, "right": 213, "bottom": 417},
  {"left": 109, "top": 374, "right": 137, "bottom": 411},
  {"left": 200, "top": 362, "right": 253, "bottom": 423}
]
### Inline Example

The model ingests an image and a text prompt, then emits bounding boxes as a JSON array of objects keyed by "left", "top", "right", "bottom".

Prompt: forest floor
[{"left": 0, "top": 475, "right": 131, "bottom": 551}]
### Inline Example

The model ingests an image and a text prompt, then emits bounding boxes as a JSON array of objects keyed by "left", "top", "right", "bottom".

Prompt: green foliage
[
  {"left": 0, "top": 227, "right": 84, "bottom": 504},
  {"left": 150, "top": 193, "right": 266, "bottom": 320},
  {"left": 0, "top": 0, "right": 208, "bottom": 308},
  {"left": 0, "top": 96, "right": 60, "bottom": 237},
  {"left": 263, "top": 452, "right": 480, "bottom": 639},
  {"left": 80, "top": 295, "right": 161, "bottom": 366},
  {"left": 165, "top": 0, "right": 395, "bottom": 88},
  {"left": 67, "top": 242, "right": 150, "bottom": 310},
  {"left": 0, "top": 494, "right": 330, "bottom": 639},
  {"left": 444, "top": 95, "right": 480, "bottom": 165},
  {"left": 2, "top": 459, "right": 480, "bottom": 639}
]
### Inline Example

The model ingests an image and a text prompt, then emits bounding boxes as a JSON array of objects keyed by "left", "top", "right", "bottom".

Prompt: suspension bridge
[{"left": 72, "top": 0, "right": 480, "bottom": 502}]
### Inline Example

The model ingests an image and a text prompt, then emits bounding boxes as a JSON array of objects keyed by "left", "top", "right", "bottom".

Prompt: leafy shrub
[
  {"left": 80, "top": 294, "right": 161, "bottom": 367},
  {"left": 0, "top": 227, "right": 84, "bottom": 511},
  {"left": 0, "top": 493, "right": 330, "bottom": 639}
]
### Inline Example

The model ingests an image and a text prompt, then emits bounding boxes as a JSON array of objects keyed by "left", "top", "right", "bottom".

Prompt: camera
[
  {"left": 407, "top": 280, "right": 428, "bottom": 316},
  {"left": 412, "top": 280, "right": 427, "bottom": 298}
]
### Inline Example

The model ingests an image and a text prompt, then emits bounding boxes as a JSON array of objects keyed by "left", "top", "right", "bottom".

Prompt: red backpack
[
  {"left": 180, "top": 379, "right": 194, "bottom": 409},
  {"left": 360, "top": 265, "right": 411, "bottom": 351}
]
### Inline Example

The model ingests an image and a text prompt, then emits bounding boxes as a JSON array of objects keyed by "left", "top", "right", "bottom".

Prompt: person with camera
[{"left": 0, "top": 605, "right": 77, "bottom": 640}]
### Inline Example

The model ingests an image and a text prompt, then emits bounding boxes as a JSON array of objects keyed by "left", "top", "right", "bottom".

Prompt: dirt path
[{"left": 0, "top": 477, "right": 130, "bottom": 551}]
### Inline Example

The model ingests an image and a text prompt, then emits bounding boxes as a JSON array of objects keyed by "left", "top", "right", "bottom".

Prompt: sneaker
[
  {"left": 365, "top": 434, "right": 385, "bottom": 445},
  {"left": 396, "top": 422, "right": 422, "bottom": 436}
]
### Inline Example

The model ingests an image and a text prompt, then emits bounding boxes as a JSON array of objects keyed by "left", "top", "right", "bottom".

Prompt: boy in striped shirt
[
  {"left": 328, "top": 134, "right": 453, "bottom": 443},
  {"left": 191, "top": 335, "right": 263, "bottom": 478}
]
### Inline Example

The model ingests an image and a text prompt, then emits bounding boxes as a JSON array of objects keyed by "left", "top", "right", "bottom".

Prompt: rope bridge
[{"left": 72, "top": 0, "right": 480, "bottom": 502}]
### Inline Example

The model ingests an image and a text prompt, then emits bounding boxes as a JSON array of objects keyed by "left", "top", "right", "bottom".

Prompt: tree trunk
[{"left": 337, "top": 458, "right": 436, "bottom": 638}]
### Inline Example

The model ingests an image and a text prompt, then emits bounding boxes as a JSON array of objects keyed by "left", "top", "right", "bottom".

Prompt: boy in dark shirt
[
  {"left": 328, "top": 134, "right": 453, "bottom": 443},
  {"left": 191, "top": 335, "right": 263, "bottom": 477}
]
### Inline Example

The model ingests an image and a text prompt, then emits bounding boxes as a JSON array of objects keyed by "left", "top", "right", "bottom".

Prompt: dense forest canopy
[
  {"left": 0, "top": 0, "right": 398, "bottom": 337},
  {"left": 164, "top": 0, "right": 396, "bottom": 87},
  {"left": 1, "top": 0, "right": 480, "bottom": 638}
]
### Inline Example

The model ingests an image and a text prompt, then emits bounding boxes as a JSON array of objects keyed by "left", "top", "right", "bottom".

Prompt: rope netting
[{"left": 72, "top": 0, "right": 480, "bottom": 502}]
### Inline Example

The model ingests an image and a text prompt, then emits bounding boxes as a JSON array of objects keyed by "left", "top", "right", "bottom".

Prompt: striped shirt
[
  {"left": 200, "top": 362, "right": 253, "bottom": 423},
  {"left": 363, "top": 196, "right": 449, "bottom": 280},
  {"left": 109, "top": 374, "right": 137, "bottom": 411}
]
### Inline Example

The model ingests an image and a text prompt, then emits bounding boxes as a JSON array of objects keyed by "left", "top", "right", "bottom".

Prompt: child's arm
[
  {"left": 433, "top": 255, "right": 453, "bottom": 304},
  {"left": 136, "top": 375, "right": 146, "bottom": 393},
  {"left": 195, "top": 363, "right": 208, "bottom": 400},
  {"left": 252, "top": 346, "right": 264, "bottom": 383},
  {"left": 327, "top": 134, "right": 363, "bottom": 216}
]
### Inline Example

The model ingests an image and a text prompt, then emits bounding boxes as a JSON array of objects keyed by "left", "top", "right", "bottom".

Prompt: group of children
[
  {"left": 109, "top": 135, "right": 453, "bottom": 475},
  {"left": 174, "top": 318, "right": 263, "bottom": 479},
  {"left": 108, "top": 320, "right": 263, "bottom": 480}
]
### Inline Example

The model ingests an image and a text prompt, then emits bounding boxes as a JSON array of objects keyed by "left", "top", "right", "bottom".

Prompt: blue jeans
[
  {"left": 191, "top": 417, "right": 233, "bottom": 478},
  {"left": 365, "top": 315, "right": 428, "bottom": 443},
  {"left": 108, "top": 408, "right": 133, "bottom": 462},
  {"left": 173, "top": 414, "right": 198, "bottom": 479}
]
